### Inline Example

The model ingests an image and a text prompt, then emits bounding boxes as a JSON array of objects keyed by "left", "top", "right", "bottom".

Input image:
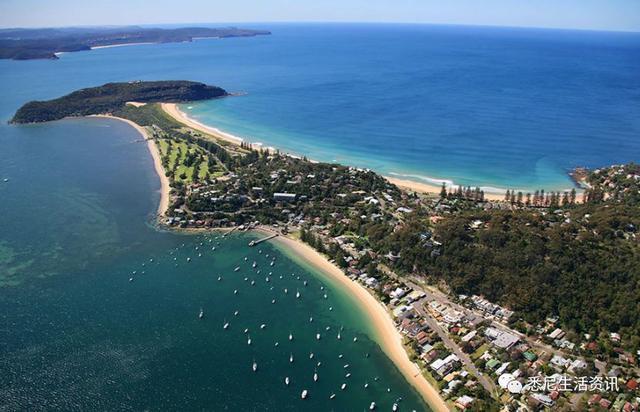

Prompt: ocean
[
  {"left": 1, "top": 22, "right": 639, "bottom": 410},
  {"left": 0, "top": 118, "right": 426, "bottom": 410}
]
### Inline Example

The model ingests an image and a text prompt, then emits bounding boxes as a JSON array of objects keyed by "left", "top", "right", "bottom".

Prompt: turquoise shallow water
[
  {"left": 1, "top": 23, "right": 639, "bottom": 410},
  {"left": 0, "top": 118, "right": 426, "bottom": 410},
  {"left": 3, "top": 24, "right": 639, "bottom": 192},
  {"left": 180, "top": 24, "right": 640, "bottom": 192}
]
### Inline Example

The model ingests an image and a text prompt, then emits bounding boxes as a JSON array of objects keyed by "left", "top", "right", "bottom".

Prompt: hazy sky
[{"left": 1, "top": 0, "right": 639, "bottom": 32}]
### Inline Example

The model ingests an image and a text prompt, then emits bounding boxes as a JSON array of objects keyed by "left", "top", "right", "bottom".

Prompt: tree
[{"left": 440, "top": 182, "right": 447, "bottom": 199}]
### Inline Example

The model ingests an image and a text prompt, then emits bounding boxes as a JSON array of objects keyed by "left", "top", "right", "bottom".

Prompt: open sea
[{"left": 1, "top": 23, "right": 639, "bottom": 410}]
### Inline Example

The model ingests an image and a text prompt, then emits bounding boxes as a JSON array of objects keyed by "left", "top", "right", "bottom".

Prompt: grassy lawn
[
  {"left": 471, "top": 343, "right": 489, "bottom": 360},
  {"left": 157, "top": 137, "right": 221, "bottom": 184}
]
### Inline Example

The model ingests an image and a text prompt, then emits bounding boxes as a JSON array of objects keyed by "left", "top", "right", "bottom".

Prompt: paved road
[{"left": 413, "top": 299, "right": 498, "bottom": 397}]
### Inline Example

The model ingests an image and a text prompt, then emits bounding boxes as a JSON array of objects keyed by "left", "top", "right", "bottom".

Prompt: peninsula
[
  {"left": 0, "top": 26, "right": 271, "bottom": 60},
  {"left": 12, "top": 82, "right": 640, "bottom": 411}
]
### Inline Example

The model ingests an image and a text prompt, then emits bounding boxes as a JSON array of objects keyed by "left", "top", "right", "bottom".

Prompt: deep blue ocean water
[
  {"left": 3, "top": 24, "right": 639, "bottom": 191},
  {"left": 1, "top": 23, "right": 639, "bottom": 410},
  {"left": 0, "top": 118, "right": 426, "bottom": 410}
]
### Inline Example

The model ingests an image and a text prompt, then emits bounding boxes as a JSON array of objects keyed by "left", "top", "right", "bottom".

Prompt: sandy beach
[
  {"left": 90, "top": 42, "right": 155, "bottom": 50},
  {"left": 386, "top": 176, "right": 505, "bottom": 201},
  {"left": 270, "top": 232, "right": 450, "bottom": 412},
  {"left": 162, "top": 103, "right": 514, "bottom": 202},
  {"left": 91, "top": 115, "right": 170, "bottom": 217},
  {"left": 162, "top": 103, "right": 244, "bottom": 146}
]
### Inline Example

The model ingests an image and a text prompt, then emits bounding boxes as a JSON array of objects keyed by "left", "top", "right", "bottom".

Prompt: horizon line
[{"left": 1, "top": 20, "right": 639, "bottom": 34}]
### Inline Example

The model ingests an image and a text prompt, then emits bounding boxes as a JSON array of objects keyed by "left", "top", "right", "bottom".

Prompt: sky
[{"left": 1, "top": 0, "right": 639, "bottom": 32}]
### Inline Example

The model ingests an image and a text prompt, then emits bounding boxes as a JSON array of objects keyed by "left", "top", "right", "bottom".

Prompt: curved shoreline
[
  {"left": 161, "top": 103, "right": 579, "bottom": 201},
  {"left": 91, "top": 115, "right": 170, "bottom": 217},
  {"left": 269, "top": 233, "right": 450, "bottom": 412},
  {"left": 98, "top": 109, "right": 449, "bottom": 410}
]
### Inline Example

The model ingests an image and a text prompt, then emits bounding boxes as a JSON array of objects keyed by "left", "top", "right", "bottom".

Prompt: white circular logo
[{"left": 508, "top": 380, "right": 523, "bottom": 394}]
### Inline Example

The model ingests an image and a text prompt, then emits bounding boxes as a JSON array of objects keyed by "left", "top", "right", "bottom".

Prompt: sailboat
[
  {"left": 369, "top": 402, "right": 376, "bottom": 410},
  {"left": 301, "top": 389, "right": 308, "bottom": 399},
  {"left": 252, "top": 360, "right": 258, "bottom": 372},
  {"left": 313, "top": 370, "right": 318, "bottom": 382},
  {"left": 285, "top": 377, "right": 290, "bottom": 386},
  {"left": 198, "top": 308, "right": 204, "bottom": 319},
  {"left": 295, "top": 289, "right": 300, "bottom": 299},
  {"left": 289, "top": 353, "right": 294, "bottom": 363}
]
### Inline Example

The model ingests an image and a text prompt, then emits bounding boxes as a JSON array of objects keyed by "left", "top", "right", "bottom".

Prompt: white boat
[
  {"left": 217, "top": 276, "right": 222, "bottom": 281},
  {"left": 313, "top": 371, "right": 318, "bottom": 382},
  {"left": 309, "top": 316, "right": 313, "bottom": 322},
  {"left": 316, "top": 333, "right": 321, "bottom": 340},
  {"left": 329, "top": 393, "right": 336, "bottom": 400},
  {"left": 129, "top": 277, "right": 134, "bottom": 282},
  {"left": 234, "top": 289, "right": 238, "bottom": 295},
  {"left": 252, "top": 261, "right": 257, "bottom": 268},
  {"left": 265, "top": 277, "right": 270, "bottom": 282},
  {"left": 344, "top": 364, "right": 349, "bottom": 368},
  {"left": 353, "top": 337, "right": 358, "bottom": 342},
  {"left": 234, "top": 267, "right": 240, "bottom": 272},
  {"left": 345, "top": 373, "right": 351, "bottom": 378},
  {"left": 323, "top": 294, "right": 328, "bottom": 299},
  {"left": 198, "top": 308, "right": 204, "bottom": 319},
  {"left": 289, "top": 353, "right": 294, "bottom": 363},
  {"left": 295, "top": 290, "right": 300, "bottom": 299},
  {"left": 285, "top": 377, "right": 290, "bottom": 386},
  {"left": 187, "top": 257, "right": 191, "bottom": 262},
  {"left": 260, "top": 324, "right": 266, "bottom": 329},
  {"left": 303, "top": 280, "right": 308, "bottom": 286},
  {"left": 329, "top": 307, "right": 333, "bottom": 311},
  {"left": 364, "top": 382, "right": 369, "bottom": 388},
  {"left": 250, "top": 280, "right": 255, "bottom": 286},
  {"left": 337, "top": 332, "right": 341, "bottom": 340},
  {"left": 309, "top": 352, "right": 314, "bottom": 359},
  {"left": 252, "top": 361, "right": 258, "bottom": 372},
  {"left": 275, "top": 342, "right": 279, "bottom": 347},
  {"left": 284, "top": 288, "right": 288, "bottom": 294},
  {"left": 244, "top": 328, "right": 249, "bottom": 334},
  {"left": 341, "top": 383, "right": 347, "bottom": 390},
  {"left": 223, "top": 321, "right": 229, "bottom": 330},
  {"left": 301, "top": 389, "right": 308, "bottom": 399},
  {"left": 289, "top": 333, "right": 293, "bottom": 341},
  {"left": 247, "top": 336, "right": 252, "bottom": 345},
  {"left": 234, "top": 310, "right": 239, "bottom": 316},
  {"left": 392, "top": 403, "right": 398, "bottom": 411},
  {"left": 370, "top": 402, "right": 376, "bottom": 410},
  {"left": 270, "top": 261, "right": 274, "bottom": 266},
  {"left": 271, "top": 299, "right": 276, "bottom": 304}
]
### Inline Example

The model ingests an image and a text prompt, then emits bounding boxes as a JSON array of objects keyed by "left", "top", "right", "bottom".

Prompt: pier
[{"left": 249, "top": 233, "right": 279, "bottom": 246}]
